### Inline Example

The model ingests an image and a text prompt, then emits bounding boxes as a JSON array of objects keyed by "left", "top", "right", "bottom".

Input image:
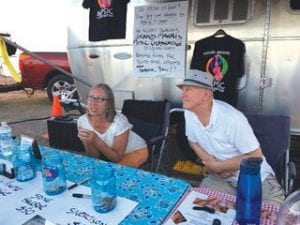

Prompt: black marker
[
  {"left": 72, "top": 193, "right": 92, "bottom": 199},
  {"left": 192, "top": 206, "right": 215, "bottom": 214},
  {"left": 212, "top": 218, "right": 221, "bottom": 225},
  {"left": 67, "top": 178, "right": 90, "bottom": 190}
]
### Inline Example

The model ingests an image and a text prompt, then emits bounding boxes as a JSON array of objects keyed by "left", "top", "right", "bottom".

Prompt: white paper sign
[
  {"left": 133, "top": 1, "right": 188, "bottom": 77},
  {"left": 0, "top": 173, "right": 138, "bottom": 225},
  {"left": 0, "top": 158, "right": 14, "bottom": 173}
]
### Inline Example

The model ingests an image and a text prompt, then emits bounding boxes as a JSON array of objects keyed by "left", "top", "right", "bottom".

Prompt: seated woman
[{"left": 77, "top": 83, "right": 148, "bottom": 168}]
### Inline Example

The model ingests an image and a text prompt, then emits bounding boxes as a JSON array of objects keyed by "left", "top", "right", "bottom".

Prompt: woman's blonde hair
[{"left": 89, "top": 83, "right": 116, "bottom": 122}]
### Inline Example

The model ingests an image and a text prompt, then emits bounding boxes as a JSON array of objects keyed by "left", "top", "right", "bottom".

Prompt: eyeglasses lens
[{"left": 87, "top": 95, "right": 107, "bottom": 103}]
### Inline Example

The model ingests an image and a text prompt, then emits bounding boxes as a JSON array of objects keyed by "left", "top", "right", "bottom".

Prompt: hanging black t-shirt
[
  {"left": 190, "top": 34, "right": 245, "bottom": 107},
  {"left": 82, "top": 0, "right": 130, "bottom": 42}
]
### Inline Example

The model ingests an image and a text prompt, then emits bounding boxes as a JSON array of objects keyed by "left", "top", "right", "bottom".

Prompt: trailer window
[
  {"left": 192, "top": 0, "right": 254, "bottom": 26},
  {"left": 289, "top": 0, "right": 300, "bottom": 10}
]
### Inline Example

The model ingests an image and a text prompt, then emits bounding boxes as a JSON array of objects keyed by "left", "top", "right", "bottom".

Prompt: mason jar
[
  {"left": 91, "top": 164, "right": 117, "bottom": 213},
  {"left": 13, "top": 145, "right": 36, "bottom": 182},
  {"left": 41, "top": 151, "right": 66, "bottom": 195}
]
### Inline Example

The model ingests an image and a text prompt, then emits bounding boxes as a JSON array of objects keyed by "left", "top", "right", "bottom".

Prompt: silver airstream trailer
[{"left": 67, "top": 0, "right": 300, "bottom": 134}]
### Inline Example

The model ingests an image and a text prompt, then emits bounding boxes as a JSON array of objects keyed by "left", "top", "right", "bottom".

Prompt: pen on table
[
  {"left": 67, "top": 178, "right": 90, "bottom": 190},
  {"left": 192, "top": 206, "right": 215, "bottom": 214},
  {"left": 212, "top": 218, "right": 221, "bottom": 225},
  {"left": 72, "top": 193, "right": 92, "bottom": 199}
]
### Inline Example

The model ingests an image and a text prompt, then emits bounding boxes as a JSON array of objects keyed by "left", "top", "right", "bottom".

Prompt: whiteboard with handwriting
[{"left": 133, "top": 1, "right": 188, "bottom": 77}]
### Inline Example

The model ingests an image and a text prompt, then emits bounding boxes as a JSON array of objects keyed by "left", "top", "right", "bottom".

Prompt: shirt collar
[
  {"left": 187, "top": 99, "right": 217, "bottom": 129},
  {"left": 205, "top": 99, "right": 217, "bottom": 129}
]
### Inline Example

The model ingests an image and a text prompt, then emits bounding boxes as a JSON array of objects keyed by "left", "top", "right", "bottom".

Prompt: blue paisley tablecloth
[{"left": 39, "top": 145, "right": 191, "bottom": 225}]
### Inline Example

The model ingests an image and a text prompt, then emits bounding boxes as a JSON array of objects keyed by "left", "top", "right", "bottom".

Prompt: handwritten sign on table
[
  {"left": 133, "top": 1, "right": 188, "bottom": 77},
  {"left": 0, "top": 173, "right": 138, "bottom": 225}
]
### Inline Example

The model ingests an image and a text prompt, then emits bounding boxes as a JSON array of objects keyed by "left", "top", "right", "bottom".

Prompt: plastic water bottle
[
  {"left": 0, "top": 121, "right": 13, "bottom": 157},
  {"left": 91, "top": 164, "right": 116, "bottom": 213},
  {"left": 236, "top": 157, "right": 263, "bottom": 225}
]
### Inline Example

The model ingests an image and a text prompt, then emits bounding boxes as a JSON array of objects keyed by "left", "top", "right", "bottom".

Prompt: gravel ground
[{"left": 0, "top": 89, "right": 51, "bottom": 146}]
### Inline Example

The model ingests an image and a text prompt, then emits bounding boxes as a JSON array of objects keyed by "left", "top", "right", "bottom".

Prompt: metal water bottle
[
  {"left": 236, "top": 157, "right": 263, "bottom": 225},
  {"left": 91, "top": 164, "right": 116, "bottom": 213}
]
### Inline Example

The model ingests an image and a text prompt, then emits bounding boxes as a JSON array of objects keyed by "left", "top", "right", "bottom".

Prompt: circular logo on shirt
[
  {"left": 205, "top": 54, "right": 229, "bottom": 81},
  {"left": 97, "top": 0, "right": 111, "bottom": 8}
]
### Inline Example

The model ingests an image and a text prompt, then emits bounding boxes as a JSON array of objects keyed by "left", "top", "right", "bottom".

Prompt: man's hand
[
  {"left": 202, "top": 158, "right": 219, "bottom": 173},
  {"left": 203, "top": 159, "right": 237, "bottom": 179},
  {"left": 216, "top": 171, "right": 237, "bottom": 179}
]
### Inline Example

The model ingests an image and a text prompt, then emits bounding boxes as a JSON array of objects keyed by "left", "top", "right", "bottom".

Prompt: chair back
[
  {"left": 245, "top": 114, "right": 290, "bottom": 188},
  {"left": 121, "top": 99, "right": 171, "bottom": 171},
  {"left": 122, "top": 99, "right": 170, "bottom": 141},
  {"left": 47, "top": 117, "right": 85, "bottom": 153}
]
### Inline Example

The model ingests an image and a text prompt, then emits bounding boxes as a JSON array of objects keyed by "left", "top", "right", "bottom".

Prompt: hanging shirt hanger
[{"left": 213, "top": 28, "right": 227, "bottom": 38}]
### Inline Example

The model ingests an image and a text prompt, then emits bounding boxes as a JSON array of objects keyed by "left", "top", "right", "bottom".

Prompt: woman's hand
[
  {"left": 78, "top": 127, "right": 96, "bottom": 143},
  {"left": 78, "top": 127, "right": 101, "bottom": 158}
]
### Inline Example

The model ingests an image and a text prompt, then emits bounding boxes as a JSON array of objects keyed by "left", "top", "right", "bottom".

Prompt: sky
[{"left": 0, "top": 0, "right": 71, "bottom": 51}]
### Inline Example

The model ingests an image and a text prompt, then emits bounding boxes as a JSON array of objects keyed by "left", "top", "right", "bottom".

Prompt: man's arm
[
  {"left": 210, "top": 148, "right": 263, "bottom": 173},
  {"left": 190, "top": 141, "right": 263, "bottom": 176},
  {"left": 190, "top": 141, "right": 216, "bottom": 163}
]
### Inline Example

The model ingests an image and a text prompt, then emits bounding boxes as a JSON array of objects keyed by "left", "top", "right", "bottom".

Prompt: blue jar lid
[
  {"left": 42, "top": 151, "right": 62, "bottom": 164},
  {"left": 16, "top": 145, "right": 31, "bottom": 151},
  {"left": 93, "top": 165, "right": 114, "bottom": 179},
  {"left": 240, "top": 157, "right": 263, "bottom": 175},
  {"left": 13, "top": 145, "right": 32, "bottom": 155}
]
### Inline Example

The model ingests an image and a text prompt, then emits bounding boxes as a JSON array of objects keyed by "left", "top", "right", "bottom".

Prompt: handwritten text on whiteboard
[{"left": 133, "top": 1, "right": 188, "bottom": 77}]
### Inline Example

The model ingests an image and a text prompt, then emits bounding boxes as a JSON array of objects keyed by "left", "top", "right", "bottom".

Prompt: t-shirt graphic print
[{"left": 83, "top": 0, "right": 130, "bottom": 41}]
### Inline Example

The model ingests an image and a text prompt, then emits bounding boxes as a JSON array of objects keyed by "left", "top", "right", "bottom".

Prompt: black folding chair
[
  {"left": 121, "top": 99, "right": 171, "bottom": 172},
  {"left": 245, "top": 113, "right": 296, "bottom": 195}
]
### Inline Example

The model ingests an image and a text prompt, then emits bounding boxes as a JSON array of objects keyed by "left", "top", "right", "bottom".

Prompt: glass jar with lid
[{"left": 91, "top": 164, "right": 116, "bottom": 213}]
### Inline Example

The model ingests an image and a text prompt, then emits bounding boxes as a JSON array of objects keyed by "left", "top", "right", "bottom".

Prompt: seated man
[{"left": 177, "top": 69, "right": 285, "bottom": 206}]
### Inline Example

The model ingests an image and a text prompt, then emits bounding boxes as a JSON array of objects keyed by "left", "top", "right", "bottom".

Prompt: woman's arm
[
  {"left": 78, "top": 128, "right": 99, "bottom": 157},
  {"left": 78, "top": 127, "right": 129, "bottom": 162},
  {"left": 93, "top": 129, "right": 129, "bottom": 162}
]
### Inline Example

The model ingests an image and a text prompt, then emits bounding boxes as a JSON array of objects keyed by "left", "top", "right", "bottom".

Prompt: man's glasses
[{"left": 86, "top": 95, "right": 108, "bottom": 103}]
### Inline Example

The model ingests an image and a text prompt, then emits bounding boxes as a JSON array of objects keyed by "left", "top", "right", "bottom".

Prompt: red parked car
[{"left": 18, "top": 52, "right": 77, "bottom": 100}]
